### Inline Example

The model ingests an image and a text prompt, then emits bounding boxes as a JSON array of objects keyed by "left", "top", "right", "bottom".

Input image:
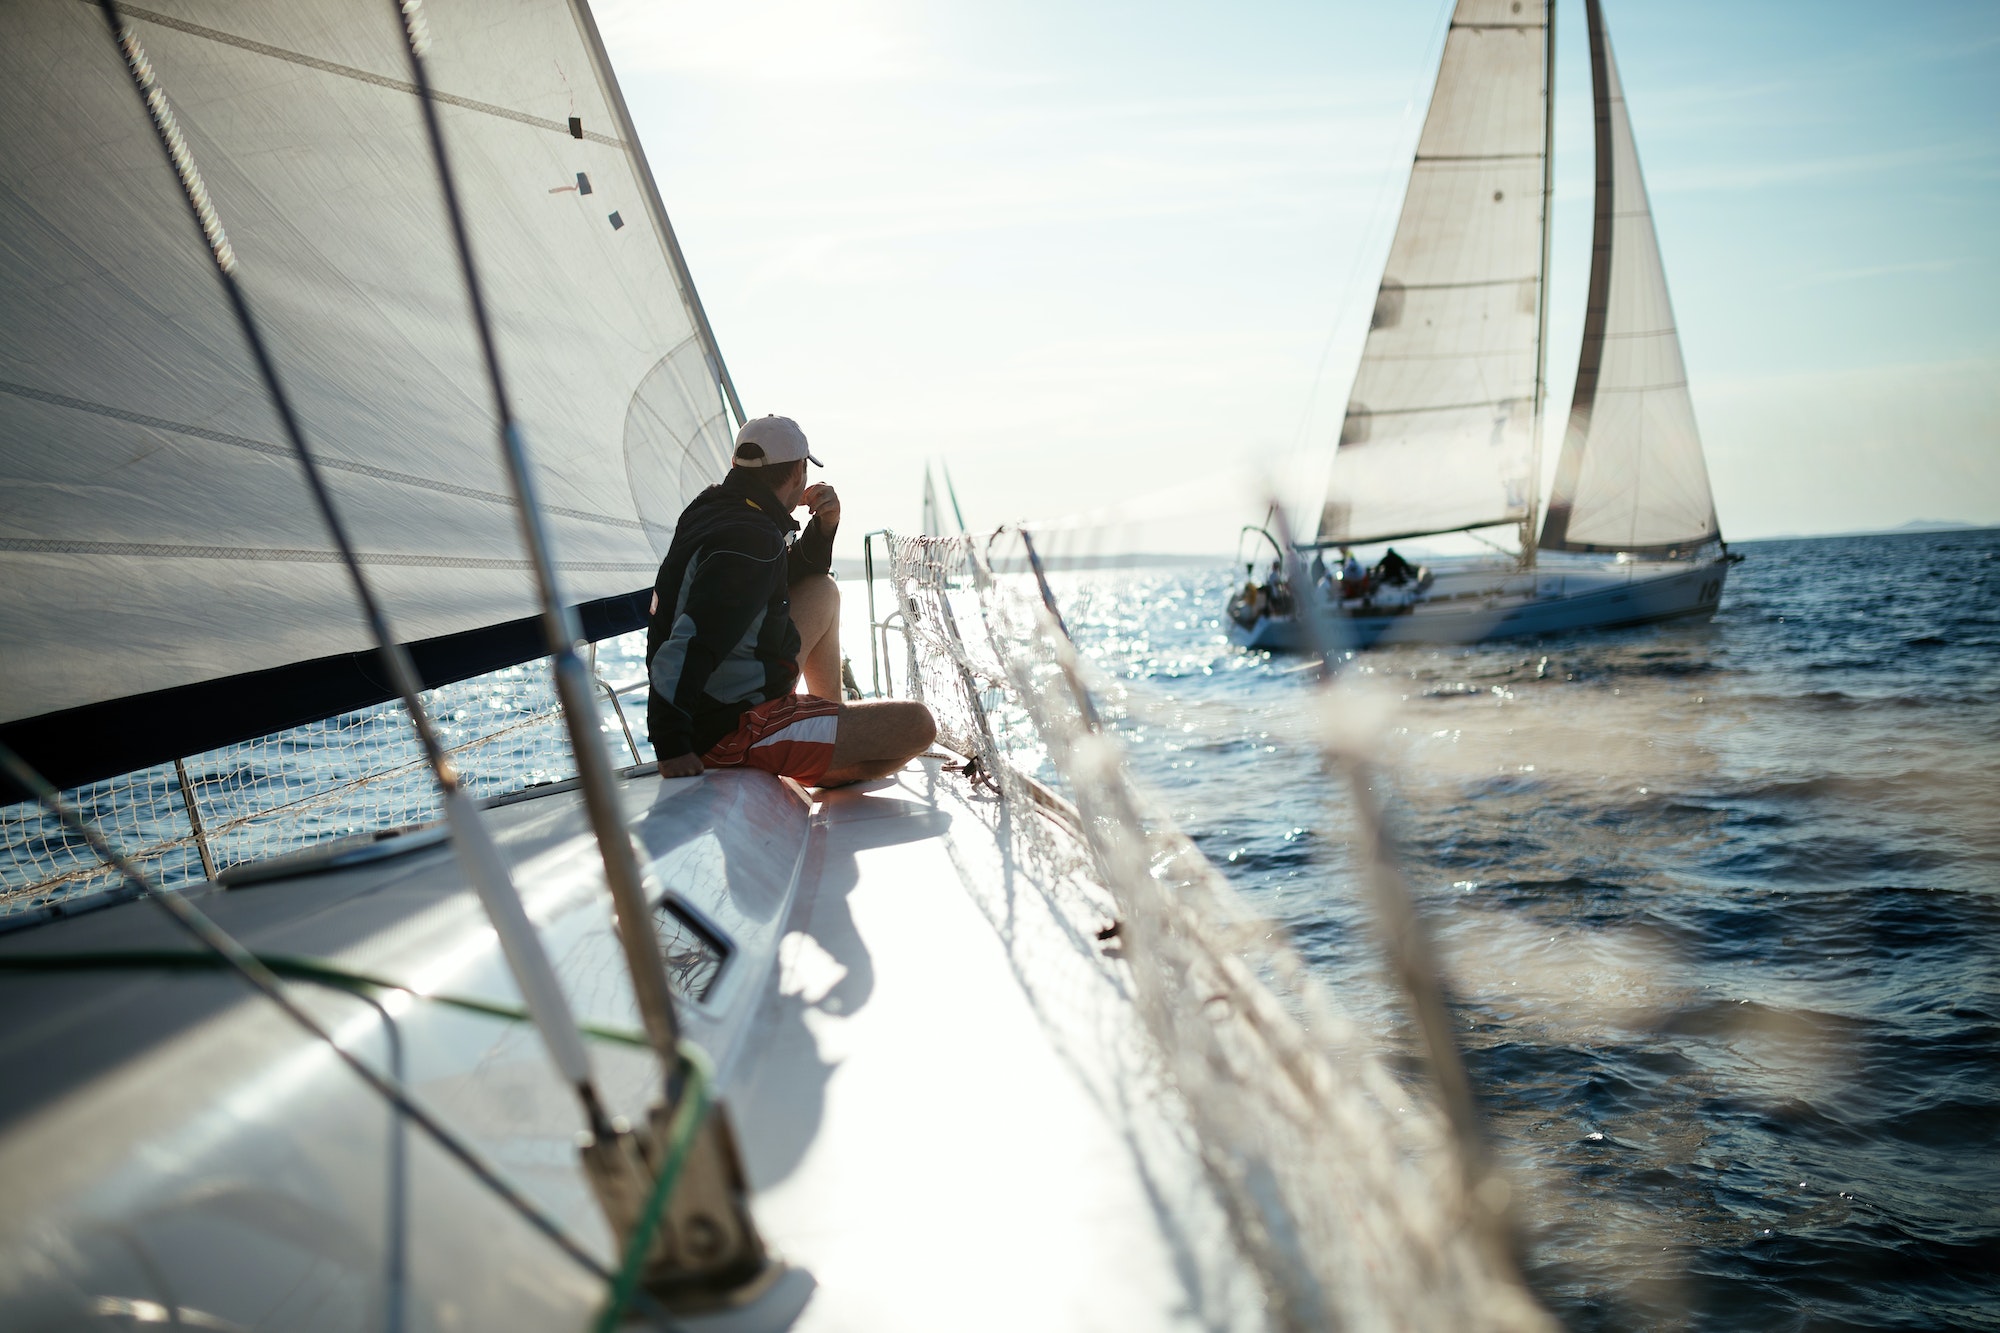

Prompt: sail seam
[
  {"left": 1345, "top": 398, "right": 1525, "bottom": 419},
  {"left": 0, "top": 379, "right": 644, "bottom": 532},
  {"left": 110, "top": 3, "right": 627, "bottom": 148},
  {"left": 1391, "top": 276, "right": 1540, "bottom": 291},
  {"left": 1414, "top": 153, "right": 1543, "bottom": 162},
  {"left": 0, "top": 537, "right": 653, "bottom": 573},
  {"left": 1315, "top": 517, "right": 1527, "bottom": 545}
]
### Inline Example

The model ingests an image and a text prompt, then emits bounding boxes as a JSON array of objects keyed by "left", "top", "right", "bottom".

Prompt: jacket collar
[{"left": 720, "top": 466, "right": 799, "bottom": 533}]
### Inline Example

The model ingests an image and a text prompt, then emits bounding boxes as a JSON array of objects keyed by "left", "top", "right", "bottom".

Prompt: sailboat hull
[{"left": 1229, "top": 554, "right": 1733, "bottom": 651}]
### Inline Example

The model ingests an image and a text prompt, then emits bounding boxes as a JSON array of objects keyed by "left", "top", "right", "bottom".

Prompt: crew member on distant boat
[
  {"left": 1340, "top": 548, "right": 1365, "bottom": 598},
  {"left": 646, "top": 415, "right": 935, "bottom": 787},
  {"left": 1373, "top": 548, "right": 1418, "bottom": 587},
  {"left": 1262, "top": 559, "right": 1293, "bottom": 617}
]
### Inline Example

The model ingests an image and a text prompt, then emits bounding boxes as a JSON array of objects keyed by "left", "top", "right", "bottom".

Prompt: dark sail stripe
[
  {"left": 0, "top": 588, "right": 653, "bottom": 801},
  {"left": 1539, "top": 0, "right": 1617, "bottom": 553}
]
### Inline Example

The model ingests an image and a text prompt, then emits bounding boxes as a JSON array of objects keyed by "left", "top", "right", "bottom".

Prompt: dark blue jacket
[{"left": 645, "top": 468, "right": 835, "bottom": 759}]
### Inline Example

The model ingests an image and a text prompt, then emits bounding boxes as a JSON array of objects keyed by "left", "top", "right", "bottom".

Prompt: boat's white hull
[{"left": 1228, "top": 554, "right": 1734, "bottom": 651}]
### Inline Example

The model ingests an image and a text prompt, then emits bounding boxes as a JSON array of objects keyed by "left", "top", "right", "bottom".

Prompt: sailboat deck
[
  {"left": 734, "top": 759, "right": 1249, "bottom": 1332},
  {"left": 0, "top": 756, "right": 1249, "bottom": 1331}
]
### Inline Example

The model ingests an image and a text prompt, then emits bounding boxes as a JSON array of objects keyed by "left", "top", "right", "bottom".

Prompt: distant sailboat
[{"left": 1231, "top": 0, "right": 1738, "bottom": 650}]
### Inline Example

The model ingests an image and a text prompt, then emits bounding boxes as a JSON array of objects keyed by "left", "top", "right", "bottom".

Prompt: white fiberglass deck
[
  {"left": 732, "top": 759, "right": 1256, "bottom": 1333},
  {"left": 0, "top": 756, "right": 1252, "bottom": 1331}
]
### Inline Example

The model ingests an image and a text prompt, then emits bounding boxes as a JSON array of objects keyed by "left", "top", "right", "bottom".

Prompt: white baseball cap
[{"left": 733, "top": 415, "right": 822, "bottom": 467}]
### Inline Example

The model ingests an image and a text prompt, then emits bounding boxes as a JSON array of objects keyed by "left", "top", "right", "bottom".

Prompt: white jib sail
[
  {"left": 1319, "top": 0, "right": 1548, "bottom": 547},
  {"left": 0, "top": 0, "right": 734, "bottom": 728},
  {"left": 1539, "top": 0, "right": 1720, "bottom": 556}
]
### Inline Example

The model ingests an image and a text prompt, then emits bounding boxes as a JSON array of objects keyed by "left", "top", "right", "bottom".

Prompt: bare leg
[
  {"left": 817, "top": 700, "right": 936, "bottom": 787},
  {"left": 788, "top": 574, "right": 843, "bottom": 701}
]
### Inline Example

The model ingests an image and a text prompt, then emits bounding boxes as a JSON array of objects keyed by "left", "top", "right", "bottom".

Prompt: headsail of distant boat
[
  {"left": 0, "top": 0, "right": 736, "bottom": 791},
  {"left": 1538, "top": 0, "right": 1720, "bottom": 555},
  {"left": 1318, "top": 0, "right": 1551, "bottom": 548}
]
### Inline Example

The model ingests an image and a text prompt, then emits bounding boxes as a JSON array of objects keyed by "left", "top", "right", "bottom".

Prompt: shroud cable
[
  {"left": 0, "top": 742, "right": 633, "bottom": 1301},
  {"left": 89, "top": 0, "right": 620, "bottom": 1147}
]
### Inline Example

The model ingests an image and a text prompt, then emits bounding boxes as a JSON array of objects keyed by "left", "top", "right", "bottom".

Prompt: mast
[{"left": 1524, "top": 0, "right": 1557, "bottom": 565}]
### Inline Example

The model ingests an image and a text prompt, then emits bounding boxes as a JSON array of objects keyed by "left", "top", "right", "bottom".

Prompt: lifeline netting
[
  {"left": 0, "top": 638, "right": 656, "bottom": 926},
  {"left": 882, "top": 531, "right": 1550, "bottom": 1333}
]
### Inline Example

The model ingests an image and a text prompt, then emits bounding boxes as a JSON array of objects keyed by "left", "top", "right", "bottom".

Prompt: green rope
[
  {"left": 0, "top": 951, "right": 650, "bottom": 1049},
  {"left": 594, "top": 1040, "right": 716, "bottom": 1333},
  {"left": 0, "top": 948, "right": 725, "bottom": 1326}
]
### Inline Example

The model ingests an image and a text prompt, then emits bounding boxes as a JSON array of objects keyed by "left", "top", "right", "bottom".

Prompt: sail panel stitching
[
  {"left": 0, "top": 380, "right": 644, "bottom": 532},
  {"left": 1388, "top": 276, "right": 1540, "bottom": 292},
  {"left": 111, "top": 3, "right": 627, "bottom": 148},
  {"left": 1345, "top": 398, "right": 1526, "bottom": 419},
  {"left": 0, "top": 536, "right": 653, "bottom": 572}
]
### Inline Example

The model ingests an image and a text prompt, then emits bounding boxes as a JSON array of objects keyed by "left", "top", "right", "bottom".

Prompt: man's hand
[
  {"left": 803, "top": 482, "right": 840, "bottom": 531},
  {"left": 656, "top": 752, "right": 704, "bottom": 779}
]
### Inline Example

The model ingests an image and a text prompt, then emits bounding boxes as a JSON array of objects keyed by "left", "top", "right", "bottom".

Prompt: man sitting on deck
[{"left": 646, "top": 415, "right": 935, "bottom": 788}]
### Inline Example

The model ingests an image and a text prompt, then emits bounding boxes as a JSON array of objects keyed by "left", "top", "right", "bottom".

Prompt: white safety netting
[
  {"left": 883, "top": 531, "right": 1550, "bottom": 1332},
  {"left": 0, "top": 637, "right": 654, "bottom": 925}
]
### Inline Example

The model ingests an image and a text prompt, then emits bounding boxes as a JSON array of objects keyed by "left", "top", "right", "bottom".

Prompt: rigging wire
[
  {"left": 0, "top": 741, "right": 632, "bottom": 1303},
  {"left": 387, "top": 0, "right": 689, "bottom": 1089},
  {"left": 80, "top": 6, "right": 695, "bottom": 1309},
  {"left": 90, "top": 0, "right": 618, "bottom": 1146},
  {"left": 1262, "top": 501, "right": 1540, "bottom": 1297}
]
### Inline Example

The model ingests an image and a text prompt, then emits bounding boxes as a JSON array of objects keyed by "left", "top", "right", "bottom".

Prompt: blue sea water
[
  {"left": 19, "top": 528, "right": 1988, "bottom": 1327},
  {"left": 1052, "top": 529, "right": 2000, "bottom": 1331}
]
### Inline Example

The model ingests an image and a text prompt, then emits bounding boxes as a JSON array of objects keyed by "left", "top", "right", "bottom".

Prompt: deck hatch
[{"left": 654, "top": 895, "right": 729, "bottom": 1003}]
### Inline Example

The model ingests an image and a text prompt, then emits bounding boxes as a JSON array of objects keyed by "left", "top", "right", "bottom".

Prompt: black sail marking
[{"left": 1538, "top": 0, "right": 1615, "bottom": 552}]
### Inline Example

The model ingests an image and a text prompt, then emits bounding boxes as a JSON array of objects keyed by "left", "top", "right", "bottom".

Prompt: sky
[{"left": 593, "top": 0, "right": 2000, "bottom": 555}]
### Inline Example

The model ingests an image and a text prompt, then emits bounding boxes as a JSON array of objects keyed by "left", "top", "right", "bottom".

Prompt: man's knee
[
  {"left": 885, "top": 700, "right": 935, "bottom": 761},
  {"left": 907, "top": 703, "right": 937, "bottom": 753},
  {"left": 831, "top": 699, "right": 934, "bottom": 766},
  {"left": 792, "top": 572, "right": 838, "bottom": 611},
  {"left": 790, "top": 573, "right": 839, "bottom": 641}
]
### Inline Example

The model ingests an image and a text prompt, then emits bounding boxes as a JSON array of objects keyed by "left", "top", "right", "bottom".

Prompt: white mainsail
[
  {"left": 1319, "top": 0, "right": 1550, "bottom": 547},
  {"left": 0, "top": 0, "right": 734, "bottom": 732},
  {"left": 1539, "top": 0, "right": 1720, "bottom": 555}
]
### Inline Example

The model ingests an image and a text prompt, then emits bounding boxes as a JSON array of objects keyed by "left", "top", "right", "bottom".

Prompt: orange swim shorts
[{"left": 701, "top": 694, "right": 841, "bottom": 785}]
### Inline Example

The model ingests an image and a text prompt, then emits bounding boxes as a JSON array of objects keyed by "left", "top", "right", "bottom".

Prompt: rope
[
  {"left": 1, "top": 950, "right": 725, "bottom": 1326},
  {"left": 0, "top": 950, "right": 650, "bottom": 1050},
  {"left": 0, "top": 741, "right": 633, "bottom": 1303},
  {"left": 594, "top": 1042, "right": 718, "bottom": 1333}
]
